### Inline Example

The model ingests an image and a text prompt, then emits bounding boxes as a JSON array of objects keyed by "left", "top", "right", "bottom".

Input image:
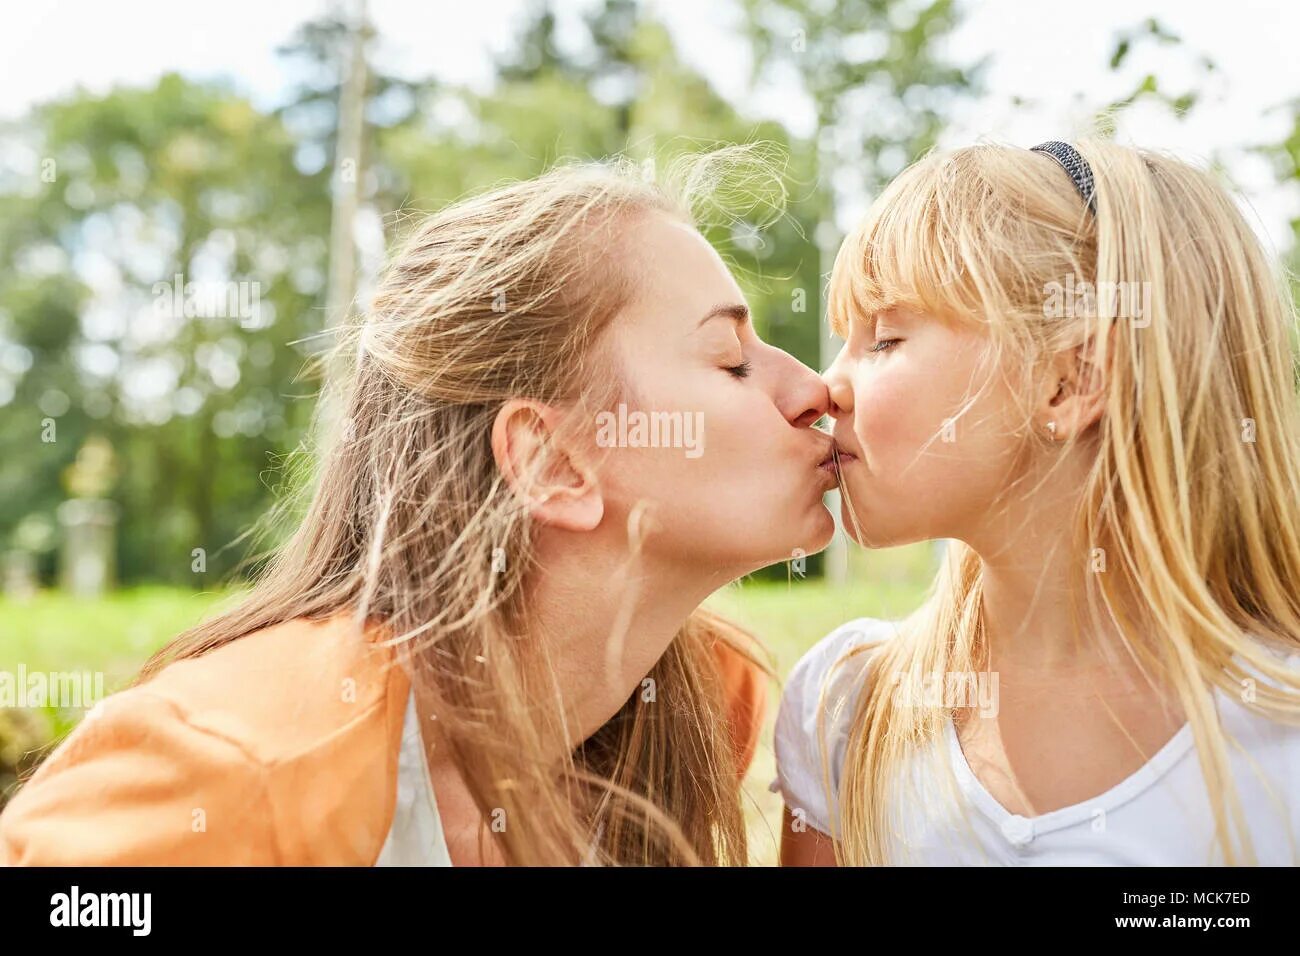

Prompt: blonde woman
[
  {"left": 777, "top": 139, "right": 1300, "bottom": 865},
  {"left": 1, "top": 151, "right": 841, "bottom": 866}
]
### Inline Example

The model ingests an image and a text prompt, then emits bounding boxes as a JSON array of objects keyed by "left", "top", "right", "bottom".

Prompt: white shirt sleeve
[{"left": 771, "top": 618, "right": 897, "bottom": 838}]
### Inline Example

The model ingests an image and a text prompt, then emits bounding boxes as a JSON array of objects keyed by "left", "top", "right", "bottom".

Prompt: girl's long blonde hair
[
  {"left": 828, "top": 138, "right": 1300, "bottom": 865},
  {"left": 137, "top": 149, "right": 775, "bottom": 866}
]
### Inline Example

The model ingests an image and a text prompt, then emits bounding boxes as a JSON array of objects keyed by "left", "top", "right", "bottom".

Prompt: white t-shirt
[
  {"left": 772, "top": 617, "right": 1300, "bottom": 865},
  {"left": 375, "top": 687, "right": 454, "bottom": 866}
]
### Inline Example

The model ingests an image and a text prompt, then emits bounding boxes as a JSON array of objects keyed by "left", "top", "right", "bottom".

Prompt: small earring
[{"left": 1046, "top": 421, "right": 1058, "bottom": 440}]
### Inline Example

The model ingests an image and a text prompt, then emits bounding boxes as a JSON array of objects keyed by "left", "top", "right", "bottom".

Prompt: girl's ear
[
  {"left": 1041, "top": 336, "right": 1106, "bottom": 441},
  {"left": 491, "top": 399, "right": 604, "bottom": 532}
]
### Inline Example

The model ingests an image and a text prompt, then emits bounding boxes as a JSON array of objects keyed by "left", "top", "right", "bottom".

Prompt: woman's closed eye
[{"left": 725, "top": 359, "right": 753, "bottom": 379}]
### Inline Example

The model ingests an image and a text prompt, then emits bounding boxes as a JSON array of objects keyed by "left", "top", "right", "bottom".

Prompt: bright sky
[{"left": 2, "top": 0, "right": 1297, "bottom": 252}]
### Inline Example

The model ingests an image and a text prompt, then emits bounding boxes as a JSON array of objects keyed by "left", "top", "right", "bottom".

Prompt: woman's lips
[{"left": 817, "top": 449, "right": 859, "bottom": 472}]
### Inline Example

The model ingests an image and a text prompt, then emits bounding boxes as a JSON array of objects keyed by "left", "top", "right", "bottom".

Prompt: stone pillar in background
[
  {"left": 57, "top": 498, "right": 119, "bottom": 598},
  {"left": 2, "top": 550, "right": 38, "bottom": 601},
  {"left": 57, "top": 435, "right": 120, "bottom": 599}
]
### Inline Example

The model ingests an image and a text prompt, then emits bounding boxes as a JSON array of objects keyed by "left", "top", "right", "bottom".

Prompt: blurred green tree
[
  {"left": 0, "top": 2, "right": 983, "bottom": 590},
  {"left": 0, "top": 76, "right": 325, "bottom": 584}
]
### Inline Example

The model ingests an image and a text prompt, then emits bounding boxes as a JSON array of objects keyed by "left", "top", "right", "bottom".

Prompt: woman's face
[
  {"left": 822, "top": 305, "right": 1025, "bottom": 548},
  {"left": 594, "top": 211, "right": 838, "bottom": 577}
]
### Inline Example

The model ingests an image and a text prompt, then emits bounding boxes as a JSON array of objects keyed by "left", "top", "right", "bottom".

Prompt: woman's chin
[
  {"left": 783, "top": 507, "right": 836, "bottom": 560},
  {"left": 728, "top": 528, "right": 833, "bottom": 578},
  {"left": 810, "top": 506, "right": 837, "bottom": 549}
]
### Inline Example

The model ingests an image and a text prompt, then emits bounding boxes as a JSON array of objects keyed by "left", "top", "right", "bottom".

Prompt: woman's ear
[
  {"left": 1041, "top": 336, "right": 1106, "bottom": 441},
  {"left": 491, "top": 399, "right": 604, "bottom": 532}
]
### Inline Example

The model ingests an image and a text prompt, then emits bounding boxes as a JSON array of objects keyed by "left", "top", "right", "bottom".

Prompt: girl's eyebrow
[{"left": 872, "top": 307, "right": 906, "bottom": 329}]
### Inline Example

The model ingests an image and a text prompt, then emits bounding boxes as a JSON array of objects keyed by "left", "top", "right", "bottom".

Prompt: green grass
[
  {"left": 0, "top": 585, "right": 236, "bottom": 694},
  {"left": 0, "top": 585, "right": 239, "bottom": 801},
  {"left": 707, "top": 543, "right": 937, "bottom": 864},
  {"left": 0, "top": 544, "right": 939, "bottom": 862}
]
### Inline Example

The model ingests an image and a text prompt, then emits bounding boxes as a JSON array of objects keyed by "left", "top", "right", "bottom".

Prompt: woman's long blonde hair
[
  {"left": 138, "top": 148, "right": 776, "bottom": 866},
  {"left": 828, "top": 138, "right": 1300, "bottom": 865}
]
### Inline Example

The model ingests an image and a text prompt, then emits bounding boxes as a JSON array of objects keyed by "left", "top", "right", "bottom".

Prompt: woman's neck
[
  {"left": 525, "top": 531, "right": 726, "bottom": 748},
  {"left": 414, "top": 528, "right": 728, "bottom": 864}
]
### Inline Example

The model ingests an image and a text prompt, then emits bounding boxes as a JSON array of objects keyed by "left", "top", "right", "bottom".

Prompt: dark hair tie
[{"left": 1031, "top": 141, "right": 1096, "bottom": 214}]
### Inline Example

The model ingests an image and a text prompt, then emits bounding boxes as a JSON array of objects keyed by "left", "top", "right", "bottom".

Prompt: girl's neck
[
  {"left": 979, "top": 553, "right": 1123, "bottom": 672},
  {"left": 966, "top": 454, "right": 1141, "bottom": 677}
]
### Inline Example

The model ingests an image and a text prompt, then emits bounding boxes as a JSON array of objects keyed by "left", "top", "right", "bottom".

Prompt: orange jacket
[{"left": 0, "top": 613, "right": 767, "bottom": 865}]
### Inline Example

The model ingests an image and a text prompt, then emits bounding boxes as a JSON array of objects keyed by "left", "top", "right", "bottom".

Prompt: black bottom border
[{"left": 0, "top": 865, "right": 1285, "bottom": 941}]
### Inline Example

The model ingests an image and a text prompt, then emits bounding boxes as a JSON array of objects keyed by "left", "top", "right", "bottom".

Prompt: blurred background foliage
[
  {"left": 0, "top": 0, "right": 982, "bottom": 587},
  {"left": 7, "top": 1, "right": 1288, "bottom": 590}
]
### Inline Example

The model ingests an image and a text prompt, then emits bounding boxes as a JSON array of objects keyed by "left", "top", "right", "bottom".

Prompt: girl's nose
[{"left": 822, "top": 346, "right": 854, "bottom": 416}]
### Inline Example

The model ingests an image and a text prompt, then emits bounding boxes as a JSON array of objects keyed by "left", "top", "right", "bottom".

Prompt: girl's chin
[
  {"left": 840, "top": 517, "right": 923, "bottom": 551},
  {"left": 838, "top": 504, "right": 881, "bottom": 547}
]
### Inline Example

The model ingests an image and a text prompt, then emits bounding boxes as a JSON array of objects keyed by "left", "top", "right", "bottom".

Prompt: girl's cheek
[{"left": 851, "top": 369, "right": 917, "bottom": 451}]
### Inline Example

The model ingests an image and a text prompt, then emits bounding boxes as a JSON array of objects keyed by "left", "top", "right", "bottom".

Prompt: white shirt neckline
[
  {"left": 375, "top": 687, "right": 454, "bottom": 866},
  {"left": 773, "top": 616, "right": 1300, "bottom": 863},
  {"left": 943, "top": 712, "right": 1197, "bottom": 845}
]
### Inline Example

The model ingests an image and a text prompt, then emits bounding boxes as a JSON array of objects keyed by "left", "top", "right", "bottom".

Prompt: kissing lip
[
  {"left": 817, "top": 444, "right": 859, "bottom": 472},
  {"left": 829, "top": 429, "right": 864, "bottom": 466},
  {"left": 816, "top": 434, "right": 857, "bottom": 473}
]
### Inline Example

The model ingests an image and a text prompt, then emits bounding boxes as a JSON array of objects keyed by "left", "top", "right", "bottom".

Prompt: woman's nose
[
  {"left": 787, "top": 375, "right": 829, "bottom": 428},
  {"left": 766, "top": 343, "right": 831, "bottom": 428}
]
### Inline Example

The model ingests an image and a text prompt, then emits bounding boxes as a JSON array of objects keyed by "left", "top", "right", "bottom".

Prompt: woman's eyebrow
[{"left": 695, "top": 303, "right": 750, "bottom": 328}]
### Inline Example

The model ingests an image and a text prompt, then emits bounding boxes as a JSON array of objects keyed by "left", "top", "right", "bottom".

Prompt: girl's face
[
  {"left": 822, "top": 305, "right": 1026, "bottom": 548},
  {"left": 596, "top": 212, "right": 838, "bottom": 576}
]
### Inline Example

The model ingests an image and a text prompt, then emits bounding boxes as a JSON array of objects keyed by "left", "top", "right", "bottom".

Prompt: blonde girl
[
  {"left": 777, "top": 138, "right": 1300, "bottom": 865},
  {"left": 1, "top": 149, "right": 841, "bottom": 866}
]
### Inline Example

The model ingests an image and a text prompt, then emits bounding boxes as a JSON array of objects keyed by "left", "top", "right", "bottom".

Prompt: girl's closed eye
[{"left": 870, "top": 337, "right": 902, "bottom": 354}]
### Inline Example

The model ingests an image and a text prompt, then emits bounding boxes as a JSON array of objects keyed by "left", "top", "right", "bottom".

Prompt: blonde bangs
[{"left": 828, "top": 151, "right": 997, "bottom": 337}]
